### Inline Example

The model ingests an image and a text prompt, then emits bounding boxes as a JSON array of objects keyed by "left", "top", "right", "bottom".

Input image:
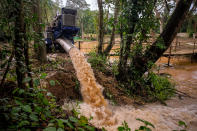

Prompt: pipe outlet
[{"left": 56, "top": 38, "right": 74, "bottom": 53}]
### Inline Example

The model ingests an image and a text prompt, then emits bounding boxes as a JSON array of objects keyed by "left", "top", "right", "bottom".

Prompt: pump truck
[{"left": 45, "top": 8, "right": 80, "bottom": 53}]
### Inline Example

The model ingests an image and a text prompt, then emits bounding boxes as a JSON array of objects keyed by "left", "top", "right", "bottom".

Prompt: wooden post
[
  {"left": 191, "top": 40, "right": 196, "bottom": 63},
  {"left": 193, "top": 41, "right": 196, "bottom": 55},
  {"left": 175, "top": 37, "right": 178, "bottom": 52},
  {"left": 78, "top": 41, "right": 81, "bottom": 50},
  {"left": 168, "top": 46, "right": 172, "bottom": 66}
]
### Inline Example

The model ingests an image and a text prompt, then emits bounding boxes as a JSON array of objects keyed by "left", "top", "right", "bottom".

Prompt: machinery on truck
[{"left": 45, "top": 8, "right": 80, "bottom": 53}]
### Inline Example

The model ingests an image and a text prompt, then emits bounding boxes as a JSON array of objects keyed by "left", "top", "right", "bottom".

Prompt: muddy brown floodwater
[
  {"left": 157, "top": 57, "right": 197, "bottom": 98},
  {"left": 63, "top": 45, "right": 197, "bottom": 131},
  {"left": 69, "top": 48, "right": 117, "bottom": 126}
]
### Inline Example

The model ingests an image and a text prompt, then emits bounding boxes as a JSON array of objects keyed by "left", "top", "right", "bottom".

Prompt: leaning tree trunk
[
  {"left": 103, "top": 0, "right": 120, "bottom": 56},
  {"left": 14, "top": 0, "right": 26, "bottom": 88},
  {"left": 33, "top": 0, "right": 47, "bottom": 63},
  {"left": 132, "top": 0, "right": 193, "bottom": 77},
  {"left": 97, "top": 0, "right": 104, "bottom": 55}
]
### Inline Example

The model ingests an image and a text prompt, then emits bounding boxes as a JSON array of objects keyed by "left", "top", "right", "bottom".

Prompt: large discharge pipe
[{"left": 56, "top": 38, "right": 75, "bottom": 53}]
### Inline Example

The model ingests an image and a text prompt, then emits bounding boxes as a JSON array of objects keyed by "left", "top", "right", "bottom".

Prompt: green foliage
[
  {"left": 135, "top": 118, "right": 155, "bottom": 131},
  {"left": 78, "top": 9, "right": 98, "bottom": 34},
  {"left": 117, "top": 59, "right": 175, "bottom": 103},
  {"left": 118, "top": 121, "right": 131, "bottom": 131},
  {"left": 74, "top": 79, "right": 80, "bottom": 91},
  {"left": 117, "top": 120, "right": 155, "bottom": 131},
  {"left": 111, "top": 60, "right": 119, "bottom": 76},
  {"left": 88, "top": 51, "right": 108, "bottom": 72},
  {"left": 178, "top": 121, "right": 187, "bottom": 128},
  {"left": 173, "top": 121, "right": 187, "bottom": 131},
  {"left": 0, "top": 85, "right": 53, "bottom": 130},
  {"left": 0, "top": 74, "right": 95, "bottom": 130},
  {"left": 145, "top": 72, "right": 175, "bottom": 102}
]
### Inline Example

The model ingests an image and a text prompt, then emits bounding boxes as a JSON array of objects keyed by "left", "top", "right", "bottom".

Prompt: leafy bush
[
  {"left": 145, "top": 72, "right": 175, "bottom": 102},
  {"left": 118, "top": 69, "right": 175, "bottom": 103},
  {"left": 173, "top": 120, "right": 187, "bottom": 131},
  {"left": 117, "top": 119, "right": 155, "bottom": 131},
  {"left": 118, "top": 121, "right": 131, "bottom": 131},
  {"left": 135, "top": 118, "right": 155, "bottom": 131},
  {"left": 0, "top": 75, "right": 95, "bottom": 131},
  {"left": 111, "top": 60, "right": 119, "bottom": 76},
  {"left": 0, "top": 85, "right": 57, "bottom": 130},
  {"left": 88, "top": 51, "right": 107, "bottom": 72}
]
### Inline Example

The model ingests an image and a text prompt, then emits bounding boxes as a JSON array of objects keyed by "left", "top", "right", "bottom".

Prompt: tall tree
[
  {"left": 97, "top": 0, "right": 105, "bottom": 55},
  {"left": 0, "top": 0, "right": 33, "bottom": 88},
  {"left": 103, "top": 0, "right": 120, "bottom": 56},
  {"left": 33, "top": 0, "right": 47, "bottom": 63},
  {"left": 117, "top": 0, "right": 156, "bottom": 81},
  {"left": 116, "top": 0, "right": 194, "bottom": 83},
  {"left": 130, "top": 0, "right": 194, "bottom": 79},
  {"left": 14, "top": 0, "right": 26, "bottom": 88}
]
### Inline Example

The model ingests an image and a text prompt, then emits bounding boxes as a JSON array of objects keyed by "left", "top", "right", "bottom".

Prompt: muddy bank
[{"left": 46, "top": 54, "right": 133, "bottom": 105}]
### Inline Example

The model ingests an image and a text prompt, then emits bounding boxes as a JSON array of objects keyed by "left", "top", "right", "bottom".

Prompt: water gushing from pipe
[
  {"left": 57, "top": 38, "right": 116, "bottom": 125},
  {"left": 69, "top": 47, "right": 116, "bottom": 126}
]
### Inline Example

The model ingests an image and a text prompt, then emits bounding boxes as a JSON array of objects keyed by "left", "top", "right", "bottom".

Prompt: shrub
[
  {"left": 0, "top": 76, "right": 95, "bottom": 130},
  {"left": 87, "top": 51, "right": 107, "bottom": 72},
  {"left": 118, "top": 70, "right": 175, "bottom": 103}
]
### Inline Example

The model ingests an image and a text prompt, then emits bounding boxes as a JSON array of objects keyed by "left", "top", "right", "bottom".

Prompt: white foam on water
[{"left": 79, "top": 103, "right": 197, "bottom": 131}]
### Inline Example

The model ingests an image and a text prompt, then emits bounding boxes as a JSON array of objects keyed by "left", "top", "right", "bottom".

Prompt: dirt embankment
[{"left": 46, "top": 54, "right": 134, "bottom": 105}]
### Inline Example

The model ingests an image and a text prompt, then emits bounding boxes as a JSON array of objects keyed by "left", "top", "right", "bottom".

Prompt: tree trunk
[
  {"left": 33, "top": 0, "right": 47, "bottom": 63},
  {"left": 117, "top": 0, "right": 139, "bottom": 81},
  {"left": 24, "top": 24, "right": 33, "bottom": 88},
  {"left": 159, "top": 19, "right": 164, "bottom": 33},
  {"left": 81, "top": 17, "right": 84, "bottom": 39},
  {"left": 14, "top": 0, "right": 26, "bottom": 88},
  {"left": 105, "top": 5, "right": 110, "bottom": 33},
  {"left": 97, "top": 0, "right": 104, "bottom": 55},
  {"left": 103, "top": 0, "right": 119, "bottom": 56},
  {"left": 132, "top": 0, "right": 193, "bottom": 77},
  {"left": 117, "top": 31, "right": 134, "bottom": 81},
  {"left": 176, "top": 0, "right": 179, "bottom": 5}
]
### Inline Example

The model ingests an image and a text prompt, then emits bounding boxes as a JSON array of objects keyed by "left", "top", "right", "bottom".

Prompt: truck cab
[{"left": 45, "top": 8, "right": 80, "bottom": 53}]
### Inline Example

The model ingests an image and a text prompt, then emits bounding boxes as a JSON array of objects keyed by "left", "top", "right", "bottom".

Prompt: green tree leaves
[{"left": 22, "top": 105, "right": 32, "bottom": 113}]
